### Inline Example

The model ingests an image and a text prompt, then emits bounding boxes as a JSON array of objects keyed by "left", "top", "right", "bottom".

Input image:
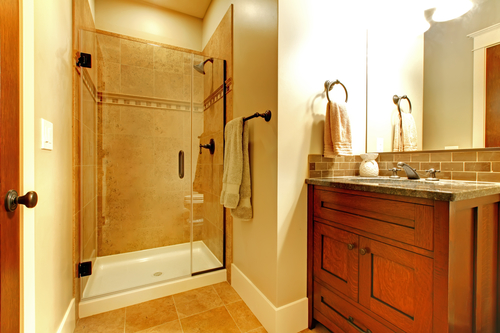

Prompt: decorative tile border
[
  {"left": 98, "top": 92, "right": 204, "bottom": 112},
  {"left": 308, "top": 149, "right": 500, "bottom": 182},
  {"left": 204, "top": 78, "right": 232, "bottom": 111}
]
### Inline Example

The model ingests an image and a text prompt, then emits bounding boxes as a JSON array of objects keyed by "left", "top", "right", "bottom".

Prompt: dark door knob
[{"left": 4, "top": 190, "right": 38, "bottom": 212}]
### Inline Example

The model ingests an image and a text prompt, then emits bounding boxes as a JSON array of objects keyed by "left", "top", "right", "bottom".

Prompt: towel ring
[
  {"left": 393, "top": 95, "right": 412, "bottom": 114},
  {"left": 324, "top": 80, "right": 348, "bottom": 103}
]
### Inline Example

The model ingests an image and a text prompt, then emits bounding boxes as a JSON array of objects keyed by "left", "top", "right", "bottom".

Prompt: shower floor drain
[{"left": 153, "top": 272, "right": 163, "bottom": 277}]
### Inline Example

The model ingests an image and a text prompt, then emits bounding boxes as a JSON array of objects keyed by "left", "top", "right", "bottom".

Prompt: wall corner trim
[
  {"left": 56, "top": 298, "right": 76, "bottom": 333},
  {"left": 231, "top": 264, "right": 308, "bottom": 333}
]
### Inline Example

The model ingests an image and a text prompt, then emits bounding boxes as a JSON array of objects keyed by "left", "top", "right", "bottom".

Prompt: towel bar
[{"left": 243, "top": 110, "right": 272, "bottom": 122}]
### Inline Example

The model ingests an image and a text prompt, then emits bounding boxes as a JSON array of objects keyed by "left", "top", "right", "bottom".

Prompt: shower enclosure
[{"left": 78, "top": 30, "right": 226, "bottom": 300}]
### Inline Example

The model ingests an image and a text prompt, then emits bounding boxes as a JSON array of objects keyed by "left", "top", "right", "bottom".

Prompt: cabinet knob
[
  {"left": 347, "top": 243, "right": 355, "bottom": 250},
  {"left": 359, "top": 248, "right": 368, "bottom": 255}
]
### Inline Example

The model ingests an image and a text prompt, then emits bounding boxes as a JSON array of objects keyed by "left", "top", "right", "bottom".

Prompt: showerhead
[{"left": 193, "top": 58, "right": 214, "bottom": 75}]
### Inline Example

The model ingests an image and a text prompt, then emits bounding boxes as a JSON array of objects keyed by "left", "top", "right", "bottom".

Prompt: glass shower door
[{"left": 191, "top": 57, "right": 226, "bottom": 274}]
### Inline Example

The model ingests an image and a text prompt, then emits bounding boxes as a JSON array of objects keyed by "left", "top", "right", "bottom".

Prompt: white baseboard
[
  {"left": 231, "top": 264, "right": 308, "bottom": 333},
  {"left": 56, "top": 298, "right": 75, "bottom": 333},
  {"left": 80, "top": 269, "right": 226, "bottom": 318}
]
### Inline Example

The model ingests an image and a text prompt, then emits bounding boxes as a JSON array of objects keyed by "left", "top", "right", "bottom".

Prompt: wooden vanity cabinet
[{"left": 307, "top": 185, "right": 500, "bottom": 333}]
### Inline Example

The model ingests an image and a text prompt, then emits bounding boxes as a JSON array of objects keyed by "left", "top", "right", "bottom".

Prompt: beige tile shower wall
[
  {"left": 96, "top": 32, "right": 203, "bottom": 256},
  {"left": 308, "top": 149, "right": 500, "bottom": 182},
  {"left": 201, "top": 7, "right": 234, "bottom": 273}
]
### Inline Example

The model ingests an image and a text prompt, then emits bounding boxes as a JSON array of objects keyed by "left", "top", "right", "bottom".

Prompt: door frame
[
  {"left": 470, "top": 23, "right": 500, "bottom": 148},
  {"left": 21, "top": 0, "right": 36, "bottom": 331}
]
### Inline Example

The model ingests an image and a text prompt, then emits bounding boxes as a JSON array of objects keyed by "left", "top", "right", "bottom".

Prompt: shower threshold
[{"left": 83, "top": 241, "right": 222, "bottom": 299}]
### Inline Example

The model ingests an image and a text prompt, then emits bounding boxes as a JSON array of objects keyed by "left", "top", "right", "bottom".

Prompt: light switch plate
[
  {"left": 377, "top": 138, "right": 384, "bottom": 152},
  {"left": 41, "top": 118, "right": 53, "bottom": 150}
]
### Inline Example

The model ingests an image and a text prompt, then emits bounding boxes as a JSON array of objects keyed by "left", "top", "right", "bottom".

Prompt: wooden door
[
  {"left": 313, "top": 222, "right": 359, "bottom": 301},
  {"left": 486, "top": 43, "right": 500, "bottom": 147},
  {"left": 359, "top": 237, "right": 432, "bottom": 333},
  {"left": 0, "top": 0, "right": 21, "bottom": 331}
]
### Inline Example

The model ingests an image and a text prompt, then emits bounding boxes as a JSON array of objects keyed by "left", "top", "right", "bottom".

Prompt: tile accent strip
[
  {"left": 308, "top": 149, "right": 500, "bottom": 182},
  {"left": 99, "top": 92, "right": 204, "bottom": 113},
  {"left": 204, "top": 78, "right": 233, "bottom": 111}
]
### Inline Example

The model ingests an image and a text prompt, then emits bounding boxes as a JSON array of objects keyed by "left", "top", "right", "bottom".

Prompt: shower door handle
[{"left": 178, "top": 150, "right": 184, "bottom": 179}]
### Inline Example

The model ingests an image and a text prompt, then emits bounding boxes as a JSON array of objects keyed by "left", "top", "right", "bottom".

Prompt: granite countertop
[{"left": 306, "top": 176, "right": 500, "bottom": 201}]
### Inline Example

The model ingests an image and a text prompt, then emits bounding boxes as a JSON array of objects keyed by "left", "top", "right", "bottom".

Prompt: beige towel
[
  {"left": 220, "top": 117, "right": 244, "bottom": 209},
  {"left": 231, "top": 121, "right": 252, "bottom": 220},
  {"left": 393, "top": 111, "right": 417, "bottom": 152},
  {"left": 324, "top": 101, "right": 353, "bottom": 157}
]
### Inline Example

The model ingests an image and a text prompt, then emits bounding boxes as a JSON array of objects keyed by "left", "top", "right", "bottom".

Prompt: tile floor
[{"left": 75, "top": 282, "right": 331, "bottom": 333}]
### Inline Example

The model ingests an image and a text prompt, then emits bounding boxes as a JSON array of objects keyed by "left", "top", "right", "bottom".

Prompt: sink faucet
[{"left": 397, "top": 162, "right": 420, "bottom": 179}]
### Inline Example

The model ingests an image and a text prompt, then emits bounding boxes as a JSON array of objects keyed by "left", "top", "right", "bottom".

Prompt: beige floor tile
[
  {"left": 247, "top": 327, "right": 268, "bottom": 333},
  {"left": 125, "top": 296, "right": 178, "bottom": 333},
  {"left": 173, "top": 285, "right": 224, "bottom": 318},
  {"left": 213, "top": 281, "right": 242, "bottom": 304},
  {"left": 136, "top": 319, "right": 183, "bottom": 333},
  {"left": 74, "top": 308, "right": 125, "bottom": 333},
  {"left": 180, "top": 306, "right": 241, "bottom": 333},
  {"left": 226, "top": 300, "right": 262, "bottom": 332}
]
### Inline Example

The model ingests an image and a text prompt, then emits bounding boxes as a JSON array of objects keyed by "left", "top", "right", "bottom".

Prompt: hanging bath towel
[
  {"left": 324, "top": 101, "right": 353, "bottom": 157},
  {"left": 220, "top": 117, "right": 244, "bottom": 209},
  {"left": 231, "top": 120, "right": 252, "bottom": 220},
  {"left": 393, "top": 111, "right": 418, "bottom": 152}
]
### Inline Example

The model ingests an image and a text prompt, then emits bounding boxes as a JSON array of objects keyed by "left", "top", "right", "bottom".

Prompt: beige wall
[
  {"left": 34, "top": 0, "right": 74, "bottom": 331},
  {"left": 423, "top": 0, "right": 500, "bottom": 150},
  {"left": 205, "top": 0, "right": 279, "bottom": 305},
  {"left": 205, "top": 0, "right": 367, "bottom": 309},
  {"left": 95, "top": 0, "right": 203, "bottom": 51},
  {"left": 277, "top": 0, "right": 367, "bottom": 307}
]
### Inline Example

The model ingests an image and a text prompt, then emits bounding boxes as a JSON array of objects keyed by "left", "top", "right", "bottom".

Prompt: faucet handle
[
  {"left": 389, "top": 167, "right": 401, "bottom": 179},
  {"left": 425, "top": 168, "right": 440, "bottom": 181}
]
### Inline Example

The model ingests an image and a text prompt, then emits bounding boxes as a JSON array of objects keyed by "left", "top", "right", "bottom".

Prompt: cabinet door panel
[
  {"left": 314, "top": 222, "right": 359, "bottom": 302},
  {"left": 359, "top": 237, "right": 432, "bottom": 333}
]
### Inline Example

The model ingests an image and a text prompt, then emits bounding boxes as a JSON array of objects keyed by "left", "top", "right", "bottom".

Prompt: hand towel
[
  {"left": 324, "top": 101, "right": 353, "bottom": 157},
  {"left": 220, "top": 117, "right": 244, "bottom": 209},
  {"left": 393, "top": 111, "right": 418, "bottom": 152},
  {"left": 231, "top": 120, "right": 252, "bottom": 220}
]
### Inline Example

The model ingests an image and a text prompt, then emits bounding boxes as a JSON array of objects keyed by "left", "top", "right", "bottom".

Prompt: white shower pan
[{"left": 79, "top": 241, "right": 226, "bottom": 317}]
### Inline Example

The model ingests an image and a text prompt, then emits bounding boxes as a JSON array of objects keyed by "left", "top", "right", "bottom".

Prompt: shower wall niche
[{"left": 79, "top": 30, "right": 226, "bottom": 299}]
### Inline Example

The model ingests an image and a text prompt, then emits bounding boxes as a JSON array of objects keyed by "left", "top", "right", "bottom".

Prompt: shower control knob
[
  {"left": 199, "top": 139, "right": 215, "bottom": 155},
  {"left": 4, "top": 190, "right": 38, "bottom": 212}
]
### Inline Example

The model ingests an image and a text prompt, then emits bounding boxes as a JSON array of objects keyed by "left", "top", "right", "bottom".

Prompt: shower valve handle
[{"left": 199, "top": 139, "right": 215, "bottom": 155}]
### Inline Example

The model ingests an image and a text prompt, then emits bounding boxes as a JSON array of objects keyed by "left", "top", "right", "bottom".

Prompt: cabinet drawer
[
  {"left": 314, "top": 281, "right": 397, "bottom": 333},
  {"left": 314, "top": 222, "right": 358, "bottom": 302},
  {"left": 314, "top": 188, "right": 433, "bottom": 250}
]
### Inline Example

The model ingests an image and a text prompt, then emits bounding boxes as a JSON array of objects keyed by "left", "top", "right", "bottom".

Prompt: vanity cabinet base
[{"left": 307, "top": 185, "right": 500, "bottom": 333}]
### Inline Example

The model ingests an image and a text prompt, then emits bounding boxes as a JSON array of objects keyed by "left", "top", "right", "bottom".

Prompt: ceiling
[{"left": 139, "top": 0, "right": 213, "bottom": 19}]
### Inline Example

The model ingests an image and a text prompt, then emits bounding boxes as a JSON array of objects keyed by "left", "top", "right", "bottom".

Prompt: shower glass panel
[
  {"left": 79, "top": 31, "right": 225, "bottom": 300},
  {"left": 192, "top": 57, "right": 226, "bottom": 274}
]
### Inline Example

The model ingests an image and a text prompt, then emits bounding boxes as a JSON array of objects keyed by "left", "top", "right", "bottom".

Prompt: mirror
[{"left": 366, "top": 0, "right": 500, "bottom": 152}]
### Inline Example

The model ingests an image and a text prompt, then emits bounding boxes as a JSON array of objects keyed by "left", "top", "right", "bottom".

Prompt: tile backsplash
[{"left": 309, "top": 149, "right": 500, "bottom": 182}]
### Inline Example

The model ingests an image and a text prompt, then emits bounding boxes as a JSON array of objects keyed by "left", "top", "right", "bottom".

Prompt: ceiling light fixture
[{"left": 432, "top": 0, "right": 473, "bottom": 22}]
